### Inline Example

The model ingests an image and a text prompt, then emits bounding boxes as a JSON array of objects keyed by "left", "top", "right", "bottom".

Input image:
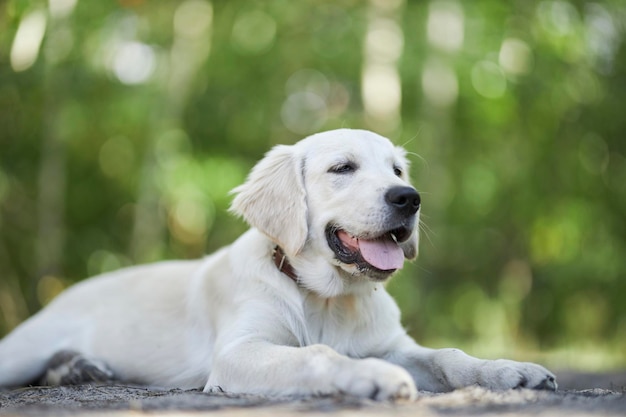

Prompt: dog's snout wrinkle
[{"left": 385, "top": 186, "right": 420, "bottom": 216}]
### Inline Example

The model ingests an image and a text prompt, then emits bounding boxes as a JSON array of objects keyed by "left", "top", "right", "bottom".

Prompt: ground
[{"left": 1, "top": 371, "right": 625, "bottom": 416}]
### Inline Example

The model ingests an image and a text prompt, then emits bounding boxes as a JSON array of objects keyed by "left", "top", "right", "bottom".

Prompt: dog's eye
[
  {"left": 393, "top": 166, "right": 403, "bottom": 177},
  {"left": 329, "top": 162, "right": 356, "bottom": 174}
]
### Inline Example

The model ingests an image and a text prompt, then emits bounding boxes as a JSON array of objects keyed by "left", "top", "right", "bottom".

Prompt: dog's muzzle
[{"left": 325, "top": 186, "right": 419, "bottom": 279}]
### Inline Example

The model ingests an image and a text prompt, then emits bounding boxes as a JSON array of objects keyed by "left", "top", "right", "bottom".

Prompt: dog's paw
[
  {"left": 42, "top": 350, "right": 115, "bottom": 386},
  {"left": 203, "top": 385, "right": 225, "bottom": 394},
  {"left": 430, "top": 349, "right": 557, "bottom": 392},
  {"left": 334, "top": 358, "right": 417, "bottom": 401},
  {"left": 476, "top": 359, "right": 557, "bottom": 391}
]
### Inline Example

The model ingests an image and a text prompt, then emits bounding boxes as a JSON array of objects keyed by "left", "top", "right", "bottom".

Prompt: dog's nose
[{"left": 385, "top": 186, "right": 421, "bottom": 216}]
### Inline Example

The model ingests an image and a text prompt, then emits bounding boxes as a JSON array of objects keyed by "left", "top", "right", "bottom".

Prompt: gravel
[{"left": 1, "top": 372, "right": 625, "bottom": 416}]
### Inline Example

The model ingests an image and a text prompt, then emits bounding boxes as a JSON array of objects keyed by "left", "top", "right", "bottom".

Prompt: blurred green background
[{"left": 1, "top": 0, "right": 625, "bottom": 371}]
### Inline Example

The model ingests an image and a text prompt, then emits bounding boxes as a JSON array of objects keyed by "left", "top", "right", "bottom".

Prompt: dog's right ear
[{"left": 230, "top": 145, "right": 308, "bottom": 256}]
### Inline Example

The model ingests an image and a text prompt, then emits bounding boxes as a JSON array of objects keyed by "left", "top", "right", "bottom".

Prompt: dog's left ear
[{"left": 230, "top": 145, "right": 308, "bottom": 256}]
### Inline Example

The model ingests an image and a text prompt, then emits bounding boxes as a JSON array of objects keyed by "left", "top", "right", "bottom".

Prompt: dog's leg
[
  {"left": 41, "top": 350, "right": 115, "bottom": 386},
  {"left": 206, "top": 343, "right": 417, "bottom": 400},
  {"left": 0, "top": 315, "right": 88, "bottom": 387},
  {"left": 384, "top": 336, "right": 557, "bottom": 392}
]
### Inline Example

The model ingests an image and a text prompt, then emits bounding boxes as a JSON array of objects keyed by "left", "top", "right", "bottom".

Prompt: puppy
[{"left": 0, "top": 129, "right": 556, "bottom": 399}]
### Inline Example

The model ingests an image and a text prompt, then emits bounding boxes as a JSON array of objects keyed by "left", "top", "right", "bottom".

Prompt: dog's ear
[{"left": 230, "top": 145, "right": 308, "bottom": 256}]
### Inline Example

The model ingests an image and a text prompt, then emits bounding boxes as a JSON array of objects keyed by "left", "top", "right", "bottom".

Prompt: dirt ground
[{"left": 1, "top": 371, "right": 625, "bottom": 417}]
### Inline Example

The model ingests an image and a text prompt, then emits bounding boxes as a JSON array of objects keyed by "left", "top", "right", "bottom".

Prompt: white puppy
[{"left": 0, "top": 129, "right": 556, "bottom": 400}]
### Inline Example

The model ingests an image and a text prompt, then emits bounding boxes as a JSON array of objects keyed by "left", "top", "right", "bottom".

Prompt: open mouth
[{"left": 325, "top": 225, "right": 411, "bottom": 276}]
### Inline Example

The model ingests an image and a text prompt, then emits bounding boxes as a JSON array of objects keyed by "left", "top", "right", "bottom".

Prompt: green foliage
[{"left": 0, "top": 0, "right": 624, "bottom": 370}]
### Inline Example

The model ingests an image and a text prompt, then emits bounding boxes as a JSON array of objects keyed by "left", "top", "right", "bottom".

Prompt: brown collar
[{"left": 272, "top": 246, "right": 298, "bottom": 283}]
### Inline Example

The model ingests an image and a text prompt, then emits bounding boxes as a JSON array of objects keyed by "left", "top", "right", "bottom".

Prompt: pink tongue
[
  {"left": 358, "top": 237, "right": 405, "bottom": 271},
  {"left": 336, "top": 231, "right": 405, "bottom": 271}
]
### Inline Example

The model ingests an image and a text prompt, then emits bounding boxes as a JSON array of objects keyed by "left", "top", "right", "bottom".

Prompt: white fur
[{"left": 0, "top": 129, "right": 556, "bottom": 399}]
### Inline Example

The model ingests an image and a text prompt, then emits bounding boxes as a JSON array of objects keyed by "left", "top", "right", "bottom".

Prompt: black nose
[{"left": 385, "top": 186, "right": 421, "bottom": 216}]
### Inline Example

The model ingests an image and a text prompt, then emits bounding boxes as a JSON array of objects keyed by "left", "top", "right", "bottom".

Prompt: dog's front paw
[
  {"left": 204, "top": 385, "right": 225, "bottom": 394},
  {"left": 334, "top": 358, "right": 417, "bottom": 401},
  {"left": 430, "top": 349, "right": 557, "bottom": 392},
  {"left": 477, "top": 359, "right": 557, "bottom": 391}
]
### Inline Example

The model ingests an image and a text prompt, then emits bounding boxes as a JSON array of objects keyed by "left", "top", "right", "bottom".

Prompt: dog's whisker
[{"left": 418, "top": 221, "right": 436, "bottom": 248}]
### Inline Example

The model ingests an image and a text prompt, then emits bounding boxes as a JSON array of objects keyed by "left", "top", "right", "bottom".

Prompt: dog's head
[{"left": 230, "top": 129, "right": 420, "bottom": 294}]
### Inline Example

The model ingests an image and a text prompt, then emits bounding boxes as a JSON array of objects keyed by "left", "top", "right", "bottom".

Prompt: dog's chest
[{"left": 301, "top": 294, "right": 373, "bottom": 356}]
